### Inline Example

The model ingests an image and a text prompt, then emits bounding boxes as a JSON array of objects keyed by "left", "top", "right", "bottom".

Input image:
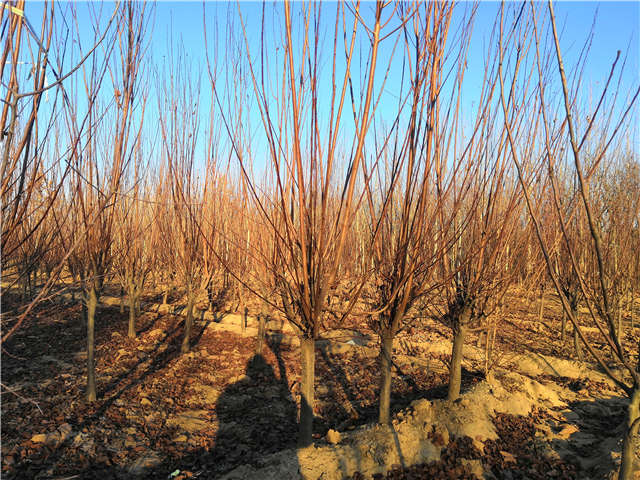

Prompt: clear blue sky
[{"left": 19, "top": 1, "right": 640, "bottom": 174}]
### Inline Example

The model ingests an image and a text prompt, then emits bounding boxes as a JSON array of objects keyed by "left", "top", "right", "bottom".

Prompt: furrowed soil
[{"left": 1, "top": 290, "right": 638, "bottom": 479}]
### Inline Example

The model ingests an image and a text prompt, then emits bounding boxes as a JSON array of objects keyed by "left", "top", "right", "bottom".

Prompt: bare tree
[
  {"left": 211, "top": 0, "right": 396, "bottom": 446},
  {"left": 500, "top": 2, "right": 640, "bottom": 477},
  {"left": 158, "top": 47, "right": 204, "bottom": 354},
  {"left": 362, "top": 1, "right": 463, "bottom": 423},
  {"left": 64, "top": 1, "right": 147, "bottom": 401},
  {"left": 0, "top": 1, "right": 117, "bottom": 343}
]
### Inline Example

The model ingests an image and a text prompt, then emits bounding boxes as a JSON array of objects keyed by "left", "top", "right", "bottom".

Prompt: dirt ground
[{"left": 1, "top": 290, "right": 638, "bottom": 479}]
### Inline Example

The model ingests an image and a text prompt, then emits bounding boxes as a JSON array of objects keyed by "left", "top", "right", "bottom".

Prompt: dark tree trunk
[
  {"left": 299, "top": 337, "right": 315, "bottom": 447},
  {"left": 573, "top": 326, "right": 583, "bottom": 361},
  {"left": 181, "top": 287, "right": 195, "bottom": 354},
  {"left": 127, "top": 282, "right": 136, "bottom": 338},
  {"left": 568, "top": 300, "right": 583, "bottom": 361},
  {"left": 538, "top": 284, "right": 545, "bottom": 323},
  {"left": 378, "top": 332, "right": 394, "bottom": 424},
  {"left": 86, "top": 286, "right": 98, "bottom": 402},
  {"left": 448, "top": 306, "right": 471, "bottom": 401},
  {"left": 243, "top": 307, "right": 248, "bottom": 334},
  {"left": 207, "top": 280, "right": 214, "bottom": 312}
]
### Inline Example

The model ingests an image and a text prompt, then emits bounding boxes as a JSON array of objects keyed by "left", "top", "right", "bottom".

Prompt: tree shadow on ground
[
  {"left": 480, "top": 390, "right": 628, "bottom": 480},
  {"left": 2, "top": 314, "right": 213, "bottom": 480},
  {"left": 317, "top": 347, "right": 485, "bottom": 432},
  {"left": 548, "top": 394, "right": 629, "bottom": 478},
  {"left": 1, "top": 295, "right": 131, "bottom": 389}
]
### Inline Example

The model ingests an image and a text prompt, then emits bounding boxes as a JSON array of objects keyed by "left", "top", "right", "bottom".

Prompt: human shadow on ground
[{"left": 143, "top": 335, "right": 300, "bottom": 478}]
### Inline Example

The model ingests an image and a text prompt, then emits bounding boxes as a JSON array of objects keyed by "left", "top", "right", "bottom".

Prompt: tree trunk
[
  {"left": 86, "top": 286, "right": 98, "bottom": 402},
  {"left": 181, "top": 287, "right": 195, "bottom": 354},
  {"left": 207, "top": 281, "right": 214, "bottom": 312},
  {"left": 560, "top": 311, "right": 567, "bottom": 342},
  {"left": 162, "top": 286, "right": 169, "bottom": 306},
  {"left": 299, "top": 337, "right": 315, "bottom": 447},
  {"left": 127, "top": 283, "right": 136, "bottom": 338},
  {"left": 378, "top": 332, "right": 394, "bottom": 425},
  {"left": 619, "top": 386, "right": 640, "bottom": 480},
  {"left": 243, "top": 307, "right": 248, "bottom": 334},
  {"left": 448, "top": 307, "right": 471, "bottom": 401},
  {"left": 120, "top": 286, "right": 125, "bottom": 314}
]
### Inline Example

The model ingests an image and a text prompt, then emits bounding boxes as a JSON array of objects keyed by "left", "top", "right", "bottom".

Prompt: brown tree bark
[
  {"left": 378, "top": 332, "right": 394, "bottom": 424},
  {"left": 86, "top": 286, "right": 98, "bottom": 402},
  {"left": 299, "top": 337, "right": 315, "bottom": 447},
  {"left": 127, "top": 280, "right": 136, "bottom": 338},
  {"left": 448, "top": 305, "right": 472, "bottom": 401},
  {"left": 181, "top": 285, "right": 195, "bottom": 354}
]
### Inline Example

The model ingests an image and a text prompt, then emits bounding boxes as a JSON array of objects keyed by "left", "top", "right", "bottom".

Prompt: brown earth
[{"left": 1, "top": 290, "right": 638, "bottom": 479}]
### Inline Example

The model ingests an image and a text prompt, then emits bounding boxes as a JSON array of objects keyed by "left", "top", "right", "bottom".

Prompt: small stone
[
  {"left": 31, "top": 434, "right": 47, "bottom": 443},
  {"left": 112, "top": 332, "right": 121, "bottom": 337},
  {"left": 141, "top": 397, "right": 152, "bottom": 407},
  {"left": 326, "top": 429, "right": 341, "bottom": 444}
]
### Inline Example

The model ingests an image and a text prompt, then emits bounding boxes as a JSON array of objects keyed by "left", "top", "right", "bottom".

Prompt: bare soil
[{"left": 1, "top": 291, "right": 637, "bottom": 479}]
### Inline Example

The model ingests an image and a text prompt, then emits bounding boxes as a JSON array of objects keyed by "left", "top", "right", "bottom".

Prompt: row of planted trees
[{"left": 2, "top": 1, "right": 639, "bottom": 477}]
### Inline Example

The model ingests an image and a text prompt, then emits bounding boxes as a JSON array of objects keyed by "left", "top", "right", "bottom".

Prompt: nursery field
[{"left": 2, "top": 1, "right": 639, "bottom": 479}]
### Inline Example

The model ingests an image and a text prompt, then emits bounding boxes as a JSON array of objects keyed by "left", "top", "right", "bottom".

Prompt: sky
[{"left": 14, "top": 1, "right": 640, "bottom": 177}]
